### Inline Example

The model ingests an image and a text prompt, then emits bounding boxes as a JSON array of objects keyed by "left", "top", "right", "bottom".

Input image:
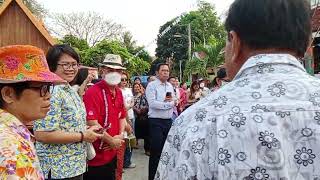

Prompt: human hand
[
  {"left": 83, "top": 126, "right": 103, "bottom": 143},
  {"left": 84, "top": 73, "right": 95, "bottom": 84},
  {"left": 125, "top": 124, "right": 133, "bottom": 134}
]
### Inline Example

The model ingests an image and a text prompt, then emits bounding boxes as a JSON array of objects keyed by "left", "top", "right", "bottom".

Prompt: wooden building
[{"left": 0, "top": 0, "right": 55, "bottom": 52}]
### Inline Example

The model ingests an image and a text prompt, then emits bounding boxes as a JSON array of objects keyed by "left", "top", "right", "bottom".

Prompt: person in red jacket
[{"left": 83, "top": 54, "right": 127, "bottom": 180}]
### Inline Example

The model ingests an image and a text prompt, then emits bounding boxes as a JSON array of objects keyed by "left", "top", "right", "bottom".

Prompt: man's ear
[
  {"left": 1, "top": 86, "right": 16, "bottom": 104},
  {"left": 229, "top": 30, "right": 242, "bottom": 64}
]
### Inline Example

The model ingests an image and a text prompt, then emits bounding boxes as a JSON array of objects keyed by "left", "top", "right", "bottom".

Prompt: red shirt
[{"left": 83, "top": 80, "right": 127, "bottom": 166}]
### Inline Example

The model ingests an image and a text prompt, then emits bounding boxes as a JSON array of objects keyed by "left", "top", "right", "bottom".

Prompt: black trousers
[
  {"left": 148, "top": 118, "right": 172, "bottom": 180},
  {"left": 83, "top": 158, "right": 117, "bottom": 180}
]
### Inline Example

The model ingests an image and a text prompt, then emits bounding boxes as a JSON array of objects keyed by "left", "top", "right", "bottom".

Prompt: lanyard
[{"left": 99, "top": 89, "right": 111, "bottom": 150}]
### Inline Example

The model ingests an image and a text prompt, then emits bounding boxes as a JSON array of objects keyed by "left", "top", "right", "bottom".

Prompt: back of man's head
[{"left": 225, "top": 0, "right": 311, "bottom": 57}]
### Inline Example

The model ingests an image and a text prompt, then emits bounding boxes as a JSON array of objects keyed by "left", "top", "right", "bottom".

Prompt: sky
[{"left": 38, "top": 0, "right": 234, "bottom": 55}]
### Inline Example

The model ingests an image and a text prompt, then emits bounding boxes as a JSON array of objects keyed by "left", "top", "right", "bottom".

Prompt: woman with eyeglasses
[
  {"left": 33, "top": 44, "right": 102, "bottom": 180},
  {"left": 0, "top": 45, "right": 65, "bottom": 179}
]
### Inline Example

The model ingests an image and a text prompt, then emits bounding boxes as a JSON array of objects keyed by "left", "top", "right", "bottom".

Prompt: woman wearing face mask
[
  {"left": 0, "top": 45, "right": 65, "bottom": 179},
  {"left": 33, "top": 44, "right": 102, "bottom": 180},
  {"left": 211, "top": 68, "right": 229, "bottom": 92}
]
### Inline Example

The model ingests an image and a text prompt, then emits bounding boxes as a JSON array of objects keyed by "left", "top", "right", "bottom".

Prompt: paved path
[{"left": 123, "top": 140, "right": 149, "bottom": 180}]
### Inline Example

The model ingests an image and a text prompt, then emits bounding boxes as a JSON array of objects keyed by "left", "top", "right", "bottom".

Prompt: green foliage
[
  {"left": 84, "top": 40, "right": 150, "bottom": 76},
  {"left": 183, "top": 36, "right": 225, "bottom": 80},
  {"left": 155, "top": 1, "right": 226, "bottom": 78},
  {"left": 60, "top": 35, "right": 90, "bottom": 51},
  {"left": 59, "top": 35, "right": 151, "bottom": 76}
]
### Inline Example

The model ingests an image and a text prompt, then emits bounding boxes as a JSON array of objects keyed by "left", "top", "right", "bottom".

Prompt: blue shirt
[{"left": 146, "top": 78, "right": 175, "bottom": 119}]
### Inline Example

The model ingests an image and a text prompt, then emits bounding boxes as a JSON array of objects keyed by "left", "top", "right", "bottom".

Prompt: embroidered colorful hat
[
  {"left": 98, "top": 54, "right": 126, "bottom": 70},
  {"left": 0, "top": 45, "right": 66, "bottom": 84}
]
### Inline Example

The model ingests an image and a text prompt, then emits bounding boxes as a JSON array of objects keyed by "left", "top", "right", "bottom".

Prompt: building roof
[{"left": 0, "top": 0, "right": 55, "bottom": 45}]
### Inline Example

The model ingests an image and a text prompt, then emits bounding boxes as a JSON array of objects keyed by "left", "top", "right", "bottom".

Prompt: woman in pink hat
[{"left": 0, "top": 45, "right": 65, "bottom": 179}]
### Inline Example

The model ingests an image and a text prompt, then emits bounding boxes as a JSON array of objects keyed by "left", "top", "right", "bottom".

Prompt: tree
[
  {"left": 47, "top": 11, "right": 124, "bottom": 46},
  {"left": 155, "top": 0, "right": 226, "bottom": 77},
  {"left": 0, "top": 0, "right": 47, "bottom": 19},
  {"left": 184, "top": 37, "right": 225, "bottom": 79},
  {"left": 120, "top": 31, "right": 153, "bottom": 64},
  {"left": 121, "top": 31, "right": 137, "bottom": 53},
  {"left": 60, "top": 35, "right": 90, "bottom": 51},
  {"left": 80, "top": 40, "right": 150, "bottom": 76}
]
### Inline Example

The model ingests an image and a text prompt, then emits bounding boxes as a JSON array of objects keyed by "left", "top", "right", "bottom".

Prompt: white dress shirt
[{"left": 146, "top": 78, "right": 175, "bottom": 119}]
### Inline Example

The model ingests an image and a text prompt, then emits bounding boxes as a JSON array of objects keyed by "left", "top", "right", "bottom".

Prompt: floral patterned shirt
[
  {"left": 157, "top": 54, "right": 320, "bottom": 180},
  {"left": 0, "top": 109, "right": 44, "bottom": 179},
  {"left": 33, "top": 85, "right": 87, "bottom": 179}
]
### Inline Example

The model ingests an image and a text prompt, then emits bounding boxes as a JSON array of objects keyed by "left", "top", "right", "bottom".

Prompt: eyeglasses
[
  {"left": 27, "top": 84, "right": 54, "bottom": 97},
  {"left": 57, "top": 63, "right": 79, "bottom": 70},
  {"left": 121, "top": 78, "right": 127, "bottom": 82}
]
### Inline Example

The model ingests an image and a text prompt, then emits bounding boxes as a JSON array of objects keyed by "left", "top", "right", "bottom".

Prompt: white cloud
[{"left": 38, "top": 0, "right": 234, "bottom": 55}]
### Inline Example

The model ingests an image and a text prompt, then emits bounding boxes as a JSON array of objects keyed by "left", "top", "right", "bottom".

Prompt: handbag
[
  {"left": 86, "top": 142, "right": 96, "bottom": 160},
  {"left": 124, "top": 133, "right": 137, "bottom": 150}
]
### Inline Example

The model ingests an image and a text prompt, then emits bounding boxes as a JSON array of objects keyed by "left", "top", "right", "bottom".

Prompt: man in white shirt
[
  {"left": 145, "top": 63, "right": 175, "bottom": 180},
  {"left": 156, "top": 0, "right": 318, "bottom": 179}
]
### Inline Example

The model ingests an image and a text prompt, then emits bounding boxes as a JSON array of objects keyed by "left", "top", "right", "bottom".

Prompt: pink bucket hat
[{"left": 0, "top": 45, "right": 65, "bottom": 84}]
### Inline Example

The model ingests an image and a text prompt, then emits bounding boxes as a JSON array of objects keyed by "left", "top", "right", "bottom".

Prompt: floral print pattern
[
  {"left": 0, "top": 45, "right": 64, "bottom": 83},
  {"left": 258, "top": 131, "right": 279, "bottom": 149},
  {"left": 218, "top": 148, "right": 231, "bottom": 166},
  {"left": 268, "top": 82, "right": 286, "bottom": 97},
  {"left": 157, "top": 54, "right": 320, "bottom": 180},
  {"left": 294, "top": 147, "right": 316, "bottom": 167},
  {"left": 191, "top": 138, "right": 205, "bottom": 155},
  {"left": 247, "top": 167, "right": 270, "bottom": 180},
  {"left": 212, "top": 96, "right": 228, "bottom": 108},
  {"left": 33, "top": 85, "right": 87, "bottom": 179},
  {"left": 0, "top": 109, "right": 44, "bottom": 179},
  {"left": 194, "top": 109, "right": 207, "bottom": 122}
]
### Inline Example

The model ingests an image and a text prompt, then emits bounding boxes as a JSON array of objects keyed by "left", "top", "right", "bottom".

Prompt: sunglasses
[{"left": 121, "top": 78, "right": 127, "bottom": 82}]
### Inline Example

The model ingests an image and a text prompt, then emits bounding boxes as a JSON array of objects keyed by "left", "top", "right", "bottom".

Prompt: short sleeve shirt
[
  {"left": 83, "top": 80, "right": 127, "bottom": 166},
  {"left": 0, "top": 109, "right": 44, "bottom": 179},
  {"left": 33, "top": 85, "right": 87, "bottom": 179}
]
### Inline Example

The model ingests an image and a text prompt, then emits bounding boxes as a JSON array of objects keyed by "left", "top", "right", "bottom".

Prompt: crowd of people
[{"left": 0, "top": 0, "right": 319, "bottom": 179}]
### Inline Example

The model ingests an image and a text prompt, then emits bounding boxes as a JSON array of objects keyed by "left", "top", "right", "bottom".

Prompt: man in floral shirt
[{"left": 156, "top": 0, "right": 319, "bottom": 179}]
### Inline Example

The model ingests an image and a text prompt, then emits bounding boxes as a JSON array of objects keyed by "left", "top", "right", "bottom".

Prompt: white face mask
[
  {"left": 200, "top": 83, "right": 205, "bottom": 88},
  {"left": 104, "top": 72, "right": 121, "bottom": 86}
]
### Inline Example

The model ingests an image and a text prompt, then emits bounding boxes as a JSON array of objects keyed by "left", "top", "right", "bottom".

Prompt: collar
[
  {"left": 61, "top": 83, "right": 73, "bottom": 92},
  {"left": 0, "top": 109, "right": 34, "bottom": 141},
  {"left": 155, "top": 78, "right": 170, "bottom": 86},
  {"left": 234, "top": 54, "right": 305, "bottom": 80}
]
